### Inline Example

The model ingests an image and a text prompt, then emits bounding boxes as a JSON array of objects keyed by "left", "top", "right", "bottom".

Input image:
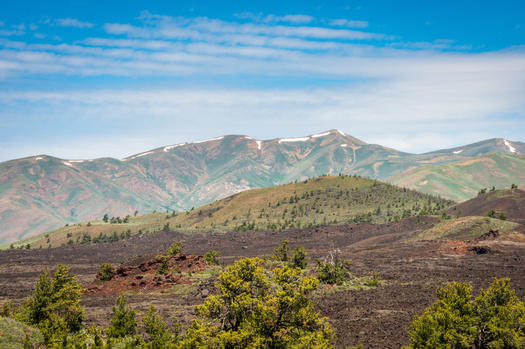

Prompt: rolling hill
[
  {"left": 450, "top": 187, "right": 525, "bottom": 223},
  {"left": 5, "top": 175, "right": 454, "bottom": 249},
  {"left": 0, "top": 130, "right": 523, "bottom": 243}
]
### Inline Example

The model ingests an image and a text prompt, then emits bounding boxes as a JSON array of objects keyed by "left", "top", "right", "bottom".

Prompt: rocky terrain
[{"left": 1, "top": 211, "right": 524, "bottom": 347}]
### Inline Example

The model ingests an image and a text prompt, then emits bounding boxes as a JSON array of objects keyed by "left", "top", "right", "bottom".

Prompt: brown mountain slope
[{"left": 449, "top": 188, "right": 525, "bottom": 223}]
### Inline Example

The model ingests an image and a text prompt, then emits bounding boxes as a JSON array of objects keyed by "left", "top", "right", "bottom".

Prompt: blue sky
[{"left": 1, "top": 0, "right": 524, "bottom": 161}]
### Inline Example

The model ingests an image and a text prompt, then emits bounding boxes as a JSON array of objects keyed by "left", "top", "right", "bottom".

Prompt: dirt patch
[{"left": 86, "top": 254, "right": 207, "bottom": 294}]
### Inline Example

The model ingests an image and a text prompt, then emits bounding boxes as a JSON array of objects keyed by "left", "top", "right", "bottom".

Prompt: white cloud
[
  {"left": 235, "top": 12, "right": 314, "bottom": 24},
  {"left": 105, "top": 15, "right": 389, "bottom": 41},
  {"left": 1, "top": 56, "right": 523, "bottom": 156},
  {"left": 265, "top": 14, "right": 314, "bottom": 24},
  {"left": 0, "top": 29, "right": 24, "bottom": 36},
  {"left": 55, "top": 18, "right": 94, "bottom": 28},
  {"left": 330, "top": 19, "right": 368, "bottom": 28},
  {"left": 0, "top": 13, "right": 524, "bottom": 159}
]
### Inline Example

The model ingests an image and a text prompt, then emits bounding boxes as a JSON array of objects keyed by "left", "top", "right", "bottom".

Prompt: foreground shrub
[
  {"left": 406, "top": 278, "right": 525, "bottom": 348},
  {"left": 189, "top": 257, "right": 335, "bottom": 347},
  {"left": 97, "top": 263, "right": 115, "bottom": 281},
  {"left": 143, "top": 305, "right": 179, "bottom": 349},
  {"left": 107, "top": 295, "right": 137, "bottom": 339},
  {"left": 292, "top": 245, "right": 308, "bottom": 269},
  {"left": 274, "top": 240, "right": 289, "bottom": 262},
  {"left": 204, "top": 249, "right": 220, "bottom": 265},
  {"left": 18, "top": 265, "right": 84, "bottom": 346},
  {"left": 316, "top": 249, "right": 352, "bottom": 285},
  {"left": 167, "top": 242, "right": 182, "bottom": 255}
]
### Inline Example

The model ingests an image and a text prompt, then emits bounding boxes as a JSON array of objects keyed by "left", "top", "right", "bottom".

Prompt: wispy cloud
[
  {"left": 0, "top": 12, "right": 524, "bottom": 160},
  {"left": 329, "top": 19, "right": 368, "bottom": 28},
  {"left": 55, "top": 18, "right": 94, "bottom": 28},
  {"left": 236, "top": 12, "right": 315, "bottom": 24},
  {"left": 105, "top": 14, "right": 389, "bottom": 41},
  {"left": 0, "top": 29, "right": 25, "bottom": 36}
]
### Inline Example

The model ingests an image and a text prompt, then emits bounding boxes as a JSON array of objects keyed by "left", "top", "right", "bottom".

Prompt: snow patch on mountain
[
  {"left": 453, "top": 149, "right": 463, "bottom": 154},
  {"left": 69, "top": 160, "right": 85, "bottom": 163},
  {"left": 62, "top": 161, "right": 73, "bottom": 167},
  {"left": 311, "top": 131, "right": 330, "bottom": 138},
  {"left": 128, "top": 151, "right": 155, "bottom": 160},
  {"left": 278, "top": 137, "right": 310, "bottom": 144},
  {"left": 340, "top": 144, "right": 348, "bottom": 148},
  {"left": 336, "top": 130, "right": 346, "bottom": 136},
  {"left": 256, "top": 140, "right": 262, "bottom": 150},
  {"left": 35, "top": 157, "right": 43, "bottom": 160},
  {"left": 164, "top": 143, "right": 186, "bottom": 152},
  {"left": 504, "top": 140, "right": 516, "bottom": 153}
]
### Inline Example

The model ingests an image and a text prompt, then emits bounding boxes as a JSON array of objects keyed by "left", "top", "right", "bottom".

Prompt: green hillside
[
  {"left": 388, "top": 153, "right": 525, "bottom": 202},
  {"left": 6, "top": 175, "right": 454, "bottom": 249}
]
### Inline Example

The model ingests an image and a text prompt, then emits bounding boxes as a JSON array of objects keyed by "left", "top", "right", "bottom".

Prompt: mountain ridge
[{"left": 1, "top": 129, "right": 523, "bottom": 244}]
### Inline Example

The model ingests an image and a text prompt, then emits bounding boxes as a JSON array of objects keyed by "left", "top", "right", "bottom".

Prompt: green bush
[
  {"left": 143, "top": 305, "right": 179, "bottom": 348},
  {"left": 157, "top": 258, "right": 170, "bottom": 275},
  {"left": 97, "top": 263, "right": 115, "bottom": 281},
  {"left": 316, "top": 250, "right": 351, "bottom": 285},
  {"left": 292, "top": 245, "right": 308, "bottom": 269},
  {"left": 204, "top": 249, "right": 220, "bottom": 265},
  {"left": 406, "top": 278, "right": 525, "bottom": 348},
  {"left": 274, "top": 240, "right": 289, "bottom": 262},
  {"left": 18, "top": 265, "right": 84, "bottom": 346},
  {"left": 167, "top": 242, "right": 182, "bottom": 256},
  {"left": 188, "top": 257, "right": 335, "bottom": 347},
  {"left": 107, "top": 296, "right": 137, "bottom": 339},
  {"left": 366, "top": 273, "right": 381, "bottom": 288}
]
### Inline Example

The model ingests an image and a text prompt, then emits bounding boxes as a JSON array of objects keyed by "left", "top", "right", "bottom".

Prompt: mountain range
[{"left": 1, "top": 129, "right": 524, "bottom": 243}]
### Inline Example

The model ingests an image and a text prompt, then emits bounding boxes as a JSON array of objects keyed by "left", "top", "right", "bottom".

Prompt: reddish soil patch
[{"left": 86, "top": 254, "right": 207, "bottom": 294}]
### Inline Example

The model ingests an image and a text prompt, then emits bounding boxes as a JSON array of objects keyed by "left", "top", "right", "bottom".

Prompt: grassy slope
[
  {"left": 388, "top": 153, "right": 525, "bottom": 202},
  {"left": 0, "top": 317, "right": 45, "bottom": 349},
  {"left": 409, "top": 216, "right": 520, "bottom": 241},
  {"left": 6, "top": 176, "right": 453, "bottom": 249}
]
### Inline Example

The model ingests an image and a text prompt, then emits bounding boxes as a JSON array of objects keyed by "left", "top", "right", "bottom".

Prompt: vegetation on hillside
[{"left": 10, "top": 175, "right": 453, "bottom": 249}]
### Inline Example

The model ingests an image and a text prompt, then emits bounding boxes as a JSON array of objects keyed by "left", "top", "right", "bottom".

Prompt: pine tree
[
  {"left": 143, "top": 305, "right": 179, "bottom": 348},
  {"left": 107, "top": 295, "right": 137, "bottom": 339},
  {"left": 19, "top": 265, "right": 84, "bottom": 345}
]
